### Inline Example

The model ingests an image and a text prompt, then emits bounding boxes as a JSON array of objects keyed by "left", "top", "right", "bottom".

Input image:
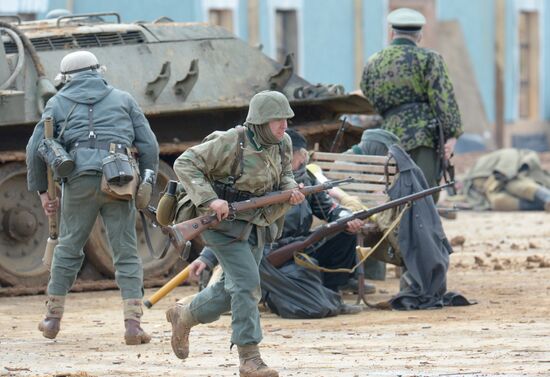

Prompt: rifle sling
[
  {"left": 139, "top": 211, "right": 170, "bottom": 259},
  {"left": 293, "top": 203, "right": 409, "bottom": 273}
]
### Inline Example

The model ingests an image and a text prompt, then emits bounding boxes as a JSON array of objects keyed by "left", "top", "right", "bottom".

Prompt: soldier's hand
[
  {"left": 188, "top": 259, "right": 208, "bottom": 281},
  {"left": 209, "top": 199, "right": 229, "bottom": 221},
  {"left": 345, "top": 218, "right": 364, "bottom": 233},
  {"left": 289, "top": 183, "right": 305, "bottom": 205},
  {"left": 444, "top": 138, "right": 457, "bottom": 160},
  {"left": 39, "top": 192, "right": 59, "bottom": 216}
]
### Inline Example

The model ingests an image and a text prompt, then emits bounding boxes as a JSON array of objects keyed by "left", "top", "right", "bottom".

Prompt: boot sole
[
  {"left": 125, "top": 335, "right": 151, "bottom": 345},
  {"left": 38, "top": 322, "right": 59, "bottom": 339},
  {"left": 166, "top": 308, "right": 190, "bottom": 359}
]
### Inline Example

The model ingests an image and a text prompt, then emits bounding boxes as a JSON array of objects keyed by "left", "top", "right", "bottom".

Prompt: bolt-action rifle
[
  {"left": 169, "top": 178, "right": 354, "bottom": 250},
  {"left": 266, "top": 182, "right": 453, "bottom": 268},
  {"left": 141, "top": 178, "right": 353, "bottom": 308}
]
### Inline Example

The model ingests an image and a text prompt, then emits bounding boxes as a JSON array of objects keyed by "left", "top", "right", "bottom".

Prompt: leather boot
[
  {"left": 123, "top": 299, "right": 151, "bottom": 345},
  {"left": 165, "top": 303, "right": 199, "bottom": 359},
  {"left": 238, "top": 344, "right": 279, "bottom": 377},
  {"left": 534, "top": 187, "right": 550, "bottom": 211},
  {"left": 38, "top": 295, "right": 65, "bottom": 339}
]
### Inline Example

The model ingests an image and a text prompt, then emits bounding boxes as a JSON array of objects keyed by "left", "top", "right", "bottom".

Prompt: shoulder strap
[
  {"left": 229, "top": 126, "right": 246, "bottom": 184},
  {"left": 278, "top": 140, "right": 285, "bottom": 167},
  {"left": 87, "top": 104, "right": 97, "bottom": 148},
  {"left": 56, "top": 102, "right": 78, "bottom": 141}
]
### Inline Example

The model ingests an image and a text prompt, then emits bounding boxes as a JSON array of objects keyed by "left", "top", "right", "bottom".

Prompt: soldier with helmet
[
  {"left": 26, "top": 50, "right": 159, "bottom": 345},
  {"left": 165, "top": 90, "right": 305, "bottom": 377},
  {"left": 361, "top": 8, "right": 463, "bottom": 202}
]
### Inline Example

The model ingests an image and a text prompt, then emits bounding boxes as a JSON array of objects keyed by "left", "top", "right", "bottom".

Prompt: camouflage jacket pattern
[
  {"left": 361, "top": 38, "right": 463, "bottom": 151},
  {"left": 173, "top": 126, "right": 297, "bottom": 226}
]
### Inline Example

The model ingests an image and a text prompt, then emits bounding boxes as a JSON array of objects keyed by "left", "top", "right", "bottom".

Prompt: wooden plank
[
  {"left": 313, "top": 161, "right": 397, "bottom": 174},
  {"left": 323, "top": 171, "right": 394, "bottom": 183},
  {"left": 311, "top": 152, "right": 395, "bottom": 165},
  {"left": 336, "top": 182, "right": 387, "bottom": 192}
]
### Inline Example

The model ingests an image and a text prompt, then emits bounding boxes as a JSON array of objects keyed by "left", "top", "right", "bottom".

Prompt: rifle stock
[
  {"left": 171, "top": 178, "right": 354, "bottom": 247},
  {"left": 266, "top": 182, "right": 452, "bottom": 268}
]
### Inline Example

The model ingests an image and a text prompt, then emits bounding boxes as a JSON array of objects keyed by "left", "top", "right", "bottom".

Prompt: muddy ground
[{"left": 1, "top": 211, "right": 550, "bottom": 377}]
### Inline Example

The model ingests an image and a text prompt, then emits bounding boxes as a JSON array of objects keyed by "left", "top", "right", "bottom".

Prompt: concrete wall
[
  {"left": 302, "top": 0, "right": 355, "bottom": 90},
  {"left": 43, "top": 0, "right": 200, "bottom": 22},
  {"left": 541, "top": 1, "right": 549, "bottom": 120},
  {"left": 437, "top": 0, "right": 495, "bottom": 122},
  {"left": 36, "top": 0, "right": 550, "bottom": 123}
]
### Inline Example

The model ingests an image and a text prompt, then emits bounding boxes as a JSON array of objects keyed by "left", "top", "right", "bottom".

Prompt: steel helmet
[
  {"left": 246, "top": 90, "right": 294, "bottom": 125},
  {"left": 59, "top": 51, "right": 100, "bottom": 75}
]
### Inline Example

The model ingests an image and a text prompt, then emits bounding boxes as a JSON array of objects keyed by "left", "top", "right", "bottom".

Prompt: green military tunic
[
  {"left": 173, "top": 126, "right": 297, "bottom": 346},
  {"left": 361, "top": 38, "right": 463, "bottom": 152}
]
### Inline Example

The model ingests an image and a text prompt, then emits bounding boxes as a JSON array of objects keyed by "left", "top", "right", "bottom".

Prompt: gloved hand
[{"left": 135, "top": 169, "right": 156, "bottom": 209}]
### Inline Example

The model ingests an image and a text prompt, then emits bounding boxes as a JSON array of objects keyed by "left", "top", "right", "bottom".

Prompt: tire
[
  {"left": 85, "top": 160, "right": 182, "bottom": 278},
  {"left": 0, "top": 162, "right": 50, "bottom": 287}
]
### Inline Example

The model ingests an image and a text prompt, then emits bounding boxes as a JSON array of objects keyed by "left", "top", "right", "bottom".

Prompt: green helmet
[{"left": 246, "top": 90, "right": 295, "bottom": 124}]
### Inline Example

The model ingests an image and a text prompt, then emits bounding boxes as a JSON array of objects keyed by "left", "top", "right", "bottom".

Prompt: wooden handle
[
  {"left": 44, "top": 117, "right": 58, "bottom": 239},
  {"left": 143, "top": 266, "right": 190, "bottom": 308}
]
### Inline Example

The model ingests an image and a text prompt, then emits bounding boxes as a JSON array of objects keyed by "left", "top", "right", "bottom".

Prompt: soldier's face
[
  {"left": 268, "top": 119, "right": 288, "bottom": 141},
  {"left": 291, "top": 148, "right": 308, "bottom": 171}
]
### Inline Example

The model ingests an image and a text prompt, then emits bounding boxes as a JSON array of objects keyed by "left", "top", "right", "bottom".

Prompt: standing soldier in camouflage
[
  {"left": 165, "top": 90, "right": 304, "bottom": 377},
  {"left": 361, "top": 8, "right": 463, "bottom": 201},
  {"left": 26, "top": 51, "right": 159, "bottom": 345}
]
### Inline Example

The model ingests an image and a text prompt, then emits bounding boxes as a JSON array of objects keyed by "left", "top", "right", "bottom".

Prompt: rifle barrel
[{"left": 266, "top": 182, "right": 452, "bottom": 268}]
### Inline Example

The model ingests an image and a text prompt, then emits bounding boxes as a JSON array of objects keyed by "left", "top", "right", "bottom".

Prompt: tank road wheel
[
  {"left": 0, "top": 162, "right": 50, "bottom": 287},
  {"left": 85, "top": 160, "right": 181, "bottom": 279}
]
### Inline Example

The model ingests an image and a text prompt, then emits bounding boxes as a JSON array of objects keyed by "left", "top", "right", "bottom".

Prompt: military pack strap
[
  {"left": 229, "top": 126, "right": 246, "bottom": 183},
  {"left": 87, "top": 104, "right": 97, "bottom": 148},
  {"left": 57, "top": 102, "right": 78, "bottom": 141}
]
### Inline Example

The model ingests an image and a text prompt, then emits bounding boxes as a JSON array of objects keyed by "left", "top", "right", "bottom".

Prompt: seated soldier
[
  {"left": 332, "top": 128, "right": 472, "bottom": 309},
  {"left": 445, "top": 148, "right": 550, "bottom": 211},
  {"left": 187, "top": 129, "right": 376, "bottom": 302}
]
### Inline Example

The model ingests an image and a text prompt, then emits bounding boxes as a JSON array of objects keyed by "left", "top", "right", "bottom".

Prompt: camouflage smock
[
  {"left": 361, "top": 38, "right": 463, "bottom": 151},
  {"left": 173, "top": 126, "right": 297, "bottom": 227}
]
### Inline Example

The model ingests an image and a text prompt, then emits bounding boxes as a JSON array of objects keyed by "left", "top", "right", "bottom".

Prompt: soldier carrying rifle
[{"left": 165, "top": 91, "right": 305, "bottom": 377}]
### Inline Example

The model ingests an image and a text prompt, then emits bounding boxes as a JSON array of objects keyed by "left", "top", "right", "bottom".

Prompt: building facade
[{"left": 2, "top": 0, "right": 549, "bottom": 147}]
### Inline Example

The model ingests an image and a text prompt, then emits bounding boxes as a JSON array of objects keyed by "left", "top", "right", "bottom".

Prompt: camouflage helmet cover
[{"left": 246, "top": 90, "right": 295, "bottom": 125}]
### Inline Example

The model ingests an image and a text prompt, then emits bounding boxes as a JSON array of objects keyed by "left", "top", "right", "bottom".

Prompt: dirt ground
[{"left": 1, "top": 211, "right": 550, "bottom": 377}]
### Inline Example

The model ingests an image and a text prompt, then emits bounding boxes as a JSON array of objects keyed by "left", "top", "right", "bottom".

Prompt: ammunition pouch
[
  {"left": 102, "top": 152, "right": 134, "bottom": 186},
  {"left": 101, "top": 158, "right": 139, "bottom": 201},
  {"left": 37, "top": 138, "right": 75, "bottom": 178},
  {"left": 99, "top": 144, "right": 139, "bottom": 201},
  {"left": 211, "top": 181, "right": 256, "bottom": 202}
]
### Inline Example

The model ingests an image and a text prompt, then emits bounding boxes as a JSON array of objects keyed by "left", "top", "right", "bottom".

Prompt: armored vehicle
[{"left": 0, "top": 12, "right": 372, "bottom": 289}]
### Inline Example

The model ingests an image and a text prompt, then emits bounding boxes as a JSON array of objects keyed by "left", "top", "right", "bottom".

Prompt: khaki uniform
[
  {"left": 173, "top": 126, "right": 296, "bottom": 345},
  {"left": 455, "top": 148, "right": 550, "bottom": 211}
]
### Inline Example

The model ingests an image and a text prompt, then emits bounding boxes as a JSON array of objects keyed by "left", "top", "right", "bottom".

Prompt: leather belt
[
  {"left": 382, "top": 102, "right": 427, "bottom": 118},
  {"left": 70, "top": 141, "right": 129, "bottom": 155}
]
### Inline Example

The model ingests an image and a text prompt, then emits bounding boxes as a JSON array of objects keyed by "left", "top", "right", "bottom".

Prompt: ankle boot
[
  {"left": 165, "top": 303, "right": 198, "bottom": 359},
  {"left": 123, "top": 299, "right": 151, "bottom": 345},
  {"left": 238, "top": 344, "right": 279, "bottom": 377},
  {"left": 534, "top": 187, "right": 550, "bottom": 211},
  {"left": 38, "top": 295, "right": 65, "bottom": 339},
  {"left": 518, "top": 199, "right": 543, "bottom": 211}
]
